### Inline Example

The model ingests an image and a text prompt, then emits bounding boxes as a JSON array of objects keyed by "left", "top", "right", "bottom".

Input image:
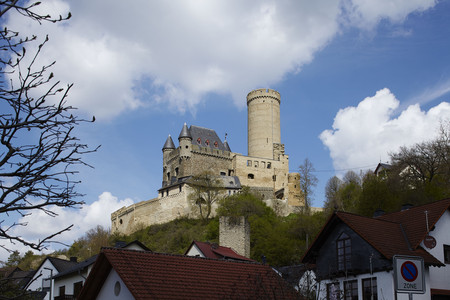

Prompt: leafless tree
[
  {"left": 298, "top": 158, "right": 318, "bottom": 211},
  {"left": 0, "top": 1, "right": 97, "bottom": 252},
  {"left": 187, "top": 172, "right": 225, "bottom": 220}
]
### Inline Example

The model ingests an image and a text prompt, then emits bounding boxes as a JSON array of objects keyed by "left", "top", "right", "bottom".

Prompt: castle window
[
  {"left": 261, "top": 161, "right": 265, "bottom": 168},
  {"left": 254, "top": 161, "right": 259, "bottom": 167},
  {"left": 248, "top": 174, "right": 254, "bottom": 179},
  {"left": 267, "top": 162, "right": 271, "bottom": 169},
  {"left": 175, "top": 168, "right": 179, "bottom": 176},
  {"left": 220, "top": 171, "right": 226, "bottom": 176},
  {"left": 119, "top": 219, "right": 123, "bottom": 225},
  {"left": 205, "top": 139, "right": 210, "bottom": 146},
  {"left": 197, "top": 138, "right": 201, "bottom": 144},
  {"left": 214, "top": 141, "right": 218, "bottom": 148},
  {"left": 272, "top": 175, "right": 276, "bottom": 181},
  {"left": 247, "top": 160, "right": 252, "bottom": 167},
  {"left": 167, "top": 172, "right": 170, "bottom": 181}
]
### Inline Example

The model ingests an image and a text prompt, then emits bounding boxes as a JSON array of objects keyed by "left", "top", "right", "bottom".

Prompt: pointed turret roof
[
  {"left": 162, "top": 135, "right": 176, "bottom": 150},
  {"left": 178, "top": 123, "right": 192, "bottom": 140},
  {"left": 223, "top": 136, "right": 231, "bottom": 152}
]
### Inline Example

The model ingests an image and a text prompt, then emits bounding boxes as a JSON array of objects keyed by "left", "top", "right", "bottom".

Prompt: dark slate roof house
[{"left": 302, "top": 198, "right": 450, "bottom": 300}]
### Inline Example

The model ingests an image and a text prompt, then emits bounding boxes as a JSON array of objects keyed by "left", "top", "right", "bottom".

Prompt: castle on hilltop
[{"left": 111, "top": 89, "right": 306, "bottom": 235}]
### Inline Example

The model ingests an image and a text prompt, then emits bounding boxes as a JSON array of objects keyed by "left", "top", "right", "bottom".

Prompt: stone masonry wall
[{"left": 219, "top": 216, "right": 250, "bottom": 258}]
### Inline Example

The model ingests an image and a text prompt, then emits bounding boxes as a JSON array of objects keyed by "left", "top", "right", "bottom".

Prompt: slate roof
[
  {"left": 53, "top": 240, "right": 151, "bottom": 279},
  {"left": 178, "top": 122, "right": 191, "bottom": 140},
  {"left": 79, "top": 248, "right": 299, "bottom": 300},
  {"left": 185, "top": 241, "right": 253, "bottom": 261},
  {"left": 162, "top": 134, "right": 176, "bottom": 150},
  {"left": 189, "top": 125, "right": 229, "bottom": 151},
  {"left": 47, "top": 257, "right": 79, "bottom": 273},
  {"left": 302, "top": 198, "right": 450, "bottom": 267}
]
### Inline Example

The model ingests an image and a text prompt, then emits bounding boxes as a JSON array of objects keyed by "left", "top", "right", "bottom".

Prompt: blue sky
[{"left": 1, "top": 0, "right": 450, "bottom": 260}]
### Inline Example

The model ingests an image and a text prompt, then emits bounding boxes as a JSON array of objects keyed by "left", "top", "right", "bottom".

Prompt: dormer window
[
  {"left": 214, "top": 141, "right": 218, "bottom": 148},
  {"left": 205, "top": 139, "right": 210, "bottom": 146},
  {"left": 197, "top": 138, "right": 201, "bottom": 145},
  {"left": 337, "top": 233, "right": 351, "bottom": 271}
]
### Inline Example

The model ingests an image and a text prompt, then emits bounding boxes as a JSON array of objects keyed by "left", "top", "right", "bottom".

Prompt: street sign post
[{"left": 393, "top": 255, "right": 425, "bottom": 299}]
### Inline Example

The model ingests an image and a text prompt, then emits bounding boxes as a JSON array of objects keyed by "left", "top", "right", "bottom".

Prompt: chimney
[{"left": 219, "top": 216, "right": 250, "bottom": 258}]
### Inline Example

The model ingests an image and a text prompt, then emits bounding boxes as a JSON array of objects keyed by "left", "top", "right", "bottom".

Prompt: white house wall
[
  {"left": 26, "top": 259, "right": 57, "bottom": 300},
  {"left": 316, "top": 270, "right": 433, "bottom": 300},
  {"left": 423, "top": 209, "right": 450, "bottom": 290},
  {"left": 97, "top": 269, "right": 134, "bottom": 300}
]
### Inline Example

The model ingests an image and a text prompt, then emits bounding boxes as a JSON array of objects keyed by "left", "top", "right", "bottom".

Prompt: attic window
[
  {"left": 337, "top": 233, "right": 351, "bottom": 271},
  {"left": 214, "top": 141, "right": 218, "bottom": 148},
  {"left": 205, "top": 139, "right": 210, "bottom": 146},
  {"left": 114, "top": 281, "right": 121, "bottom": 296},
  {"left": 197, "top": 138, "right": 201, "bottom": 144}
]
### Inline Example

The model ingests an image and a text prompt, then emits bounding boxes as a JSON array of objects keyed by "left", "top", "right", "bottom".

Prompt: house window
[
  {"left": 337, "top": 232, "right": 351, "bottom": 271},
  {"left": 59, "top": 286, "right": 65, "bottom": 297},
  {"left": 248, "top": 174, "right": 254, "bottom": 179},
  {"left": 267, "top": 162, "right": 271, "bottom": 169},
  {"left": 73, "top": 281, "right": 83, "bottom": 297},
  {"left": 444, "top": 245, "right": 450, "bottom": 264},
  {"left": 327, "top": 282, "right": 340, "bottom": 300},
  {"left": 344, "top": 280, "right": 358, "bottom": 300},
  {"left": 247, "top": 160, "right": 252, "bottom": 167},
  {"left": 362, "top": 277, "right": 377, "bottom": 300}
]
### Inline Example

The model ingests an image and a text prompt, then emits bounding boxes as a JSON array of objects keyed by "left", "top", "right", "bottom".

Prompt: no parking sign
[{"left": 393, "top": 255, "right": 425, "bottom": 294}]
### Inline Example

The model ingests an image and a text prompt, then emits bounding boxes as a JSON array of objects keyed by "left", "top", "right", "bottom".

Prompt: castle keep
[{"left": 111, "top": 89, "right": 305, "bottom": 235}]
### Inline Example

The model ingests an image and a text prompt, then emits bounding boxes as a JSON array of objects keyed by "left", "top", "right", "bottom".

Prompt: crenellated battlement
[{"left": 246, "top": 88, "right": 280, "bottom": 105}]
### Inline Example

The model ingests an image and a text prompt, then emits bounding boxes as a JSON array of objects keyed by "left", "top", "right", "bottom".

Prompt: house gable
[{"left": 314, "top": 220, "right": 390, "bottom": 280}]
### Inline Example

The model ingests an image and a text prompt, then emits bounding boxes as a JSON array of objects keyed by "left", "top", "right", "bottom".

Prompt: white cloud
[
  {"left": 320, "top": 88, "right": 450, "bottom": 172},
  {"left": 0, "top": 192, "right": 133, "bottom": 263},
  {"left": 4, "top": 0, "right": 438, "bottom": 120}
]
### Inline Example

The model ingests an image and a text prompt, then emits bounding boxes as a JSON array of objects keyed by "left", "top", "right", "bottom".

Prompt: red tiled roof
[
  {"left": 377, "top": 198, "right": 450, "bottom": 249},
  {"left": 79, "top": 248, "right": 299, "bottom": 300},
  {"left": 187, "top": 240, "right": 253, "bottom": 261},
  {"left": 337, "top": 212, "right": 442, "bottom": 266},
  {"left": 303, "top": 198, "right": 450, "bottom": 267}
]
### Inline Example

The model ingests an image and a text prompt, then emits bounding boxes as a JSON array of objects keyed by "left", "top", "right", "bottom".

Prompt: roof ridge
[{"left": 102, "top": 247, "right": 260, "bottom": 265}]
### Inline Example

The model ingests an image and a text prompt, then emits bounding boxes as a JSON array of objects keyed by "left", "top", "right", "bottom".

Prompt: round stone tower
[{"left": 247, "top": 88, "right": 281, "bottom": 159}]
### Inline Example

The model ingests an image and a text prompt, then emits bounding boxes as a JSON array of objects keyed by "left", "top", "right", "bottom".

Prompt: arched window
[
  {"left": 337, "top": 233, "right": 351, "bottom": 271},
  {"left": 214, "top": 141, "right": 218, "bottom": 148},
  {"left": 197, "top": 138, "right": 201, "bottom": 144},
  {"left": 205, "top": 139, "right": 210, "bottom": 146}
]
